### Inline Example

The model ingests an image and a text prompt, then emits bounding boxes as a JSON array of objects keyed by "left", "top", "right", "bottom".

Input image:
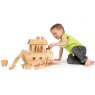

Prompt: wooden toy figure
[{"left": 9, "top": 36, "right": 60, "bottom": 70}]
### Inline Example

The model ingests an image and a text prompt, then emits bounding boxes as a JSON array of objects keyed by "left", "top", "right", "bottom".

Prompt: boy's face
[{"left": 50, "top": 28, "right": 64, "bottom": 39}]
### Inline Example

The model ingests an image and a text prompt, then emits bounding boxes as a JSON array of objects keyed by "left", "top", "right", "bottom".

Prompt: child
[{"left": 48, "top": 23, "right": 94, "bottom": 66}]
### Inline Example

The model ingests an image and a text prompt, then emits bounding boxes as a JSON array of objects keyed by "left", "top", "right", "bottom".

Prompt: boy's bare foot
[{"left": 85, "top": 59, "right": 95, "bottom": 66}]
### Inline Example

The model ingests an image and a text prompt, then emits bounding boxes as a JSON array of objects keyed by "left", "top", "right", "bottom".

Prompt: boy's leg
[
  {"left": 72, "top": 46, "right": 88, "bottom": 63},
  {"left": 67, "top": 54, "right": 84, "bottom": 65}
]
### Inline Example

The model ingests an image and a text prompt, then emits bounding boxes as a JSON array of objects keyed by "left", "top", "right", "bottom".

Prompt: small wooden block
[{"left": 1, "top": 60, "right": 8, "bottom": 67}]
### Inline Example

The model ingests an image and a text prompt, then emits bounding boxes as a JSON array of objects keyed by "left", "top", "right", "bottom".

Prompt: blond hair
[{"left": 50, "top": 23, "right": 65, "bottom": 32}]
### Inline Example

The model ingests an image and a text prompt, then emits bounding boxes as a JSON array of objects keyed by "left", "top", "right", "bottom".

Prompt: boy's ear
[{"left": 60, "top": 29, "right": 64, "bottom": 33}]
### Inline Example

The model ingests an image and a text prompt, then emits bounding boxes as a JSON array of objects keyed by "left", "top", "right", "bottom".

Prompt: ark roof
[{"left": 28, "top": 37, "right": 48, "bottom": 45}]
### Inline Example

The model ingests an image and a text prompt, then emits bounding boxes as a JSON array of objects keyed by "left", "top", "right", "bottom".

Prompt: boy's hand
[{"left": 48, "top": 43, "right": 55, "bottom": 48}]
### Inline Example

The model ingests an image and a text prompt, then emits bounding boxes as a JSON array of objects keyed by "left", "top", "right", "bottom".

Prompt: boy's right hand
[{"left": 48, "top": 43, "right": 55, "bottom": 48}]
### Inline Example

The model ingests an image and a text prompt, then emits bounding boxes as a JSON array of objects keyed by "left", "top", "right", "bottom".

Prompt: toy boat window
[
  {"left": 39, "top": 57, "right": 42, "bottom": 60},
  {"left": 32, "top": 57, "right": 36, "bottom": 60}
]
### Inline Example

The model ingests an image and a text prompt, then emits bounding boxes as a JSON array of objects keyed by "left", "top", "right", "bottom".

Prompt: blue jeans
[{"left": 67, "top": 46, "right": 88, "bottom": 65}]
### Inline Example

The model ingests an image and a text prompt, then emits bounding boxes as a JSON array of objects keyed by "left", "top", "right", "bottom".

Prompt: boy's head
[{"left": 50, "top": 23, "right": 65, "bottom": 39}]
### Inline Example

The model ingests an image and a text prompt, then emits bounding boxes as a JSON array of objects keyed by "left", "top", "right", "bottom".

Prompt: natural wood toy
[
  {"left": 1, "top": 60, "right": 8, "bottom": 67},
  {"left": 9, "top": 36, "right": 60, "bottom": 70},
  {"left": 9, "top": 49, "right": 26, "bottom": 70}
]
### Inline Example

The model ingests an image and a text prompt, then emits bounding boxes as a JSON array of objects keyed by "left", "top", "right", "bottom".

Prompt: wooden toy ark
[{"left": 9, "top": 36, "right": 60, "bottom": 70}]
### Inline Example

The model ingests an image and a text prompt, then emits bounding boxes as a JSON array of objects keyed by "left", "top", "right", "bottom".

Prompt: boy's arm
[
  {"left": 55, "top": 47, "right": 63, "bottom": 61},
  {"left": 48, "top": 38, "right": 67, "bottom": 48},
  {"left": 48, "top": 38, "right": 67, "bottom": 61}
]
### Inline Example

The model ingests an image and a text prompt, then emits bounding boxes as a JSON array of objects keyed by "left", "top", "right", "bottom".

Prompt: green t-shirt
[{"left": 60, "top": 33, "right": 83, "bottom": 53}]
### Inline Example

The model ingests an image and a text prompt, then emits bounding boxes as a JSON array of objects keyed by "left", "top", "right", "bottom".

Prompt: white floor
[
  {"left": 0, "top": 0, "right": 95, "bottom": 95},
  {"left": 1, "top": 58, "right": 95, "bottom": 95}
]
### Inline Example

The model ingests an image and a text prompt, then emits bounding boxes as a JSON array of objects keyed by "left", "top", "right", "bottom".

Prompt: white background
[{"left": 0, "top": 0, "right": 95, "bottom": 95}]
